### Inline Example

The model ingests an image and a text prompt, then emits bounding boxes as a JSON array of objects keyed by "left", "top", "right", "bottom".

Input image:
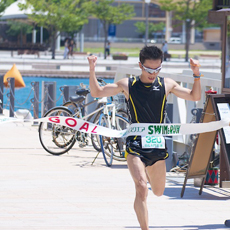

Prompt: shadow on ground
[{"left": 126, "top": 224, "right": 226, "bottom": 229}]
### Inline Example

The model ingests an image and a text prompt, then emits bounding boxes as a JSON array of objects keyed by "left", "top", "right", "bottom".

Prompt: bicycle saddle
[
  {"left": 69, "top": 95, "right": 85, "bottom": 104},
  {"left": 76, "top": 89, "right": 90, "bottom": 96}
]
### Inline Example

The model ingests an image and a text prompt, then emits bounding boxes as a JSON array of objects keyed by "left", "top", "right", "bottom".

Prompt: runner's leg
[
  {"left": 127, "top": 154, "right": 149, "bottom": 230},
  {"left": 146, "top": 160, "right": 166, "bottom": 196}
]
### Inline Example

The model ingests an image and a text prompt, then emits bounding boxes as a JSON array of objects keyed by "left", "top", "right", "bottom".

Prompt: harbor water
[{"left": 2, "top": 76, "right": 114, "bottom": 117}]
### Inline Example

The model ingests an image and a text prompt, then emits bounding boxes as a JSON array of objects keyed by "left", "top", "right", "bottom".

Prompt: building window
[{"left": 149, "top": 3, "right": 165, "bottom": 18}]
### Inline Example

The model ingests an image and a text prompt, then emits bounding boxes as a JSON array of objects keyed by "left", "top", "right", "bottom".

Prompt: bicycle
[
  {"left": 97, "top": 102, "right": 129, "bottom": 166},
  {"left": 38, "top": 80, "right": 129, "bottom": 166},
  {"left": 62, "top": 79, "right": 128, "bottom": 154}
]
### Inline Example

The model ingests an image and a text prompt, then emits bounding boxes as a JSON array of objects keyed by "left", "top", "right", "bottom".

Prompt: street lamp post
[{"left": 145, "top": 0, "right": 151, "bottom": 46}]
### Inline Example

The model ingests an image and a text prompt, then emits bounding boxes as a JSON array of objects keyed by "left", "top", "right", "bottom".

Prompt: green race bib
[{"left": 141, "top": 135, "right": 165, "bottom": 149}]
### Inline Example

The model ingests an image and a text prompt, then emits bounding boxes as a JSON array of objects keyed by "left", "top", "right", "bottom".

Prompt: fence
[
  {"left": 0, "top": 77, "right": 56, "bottom": 119},
  {"left": 0, "top": 76, "right": 94, "bottom": 120}
]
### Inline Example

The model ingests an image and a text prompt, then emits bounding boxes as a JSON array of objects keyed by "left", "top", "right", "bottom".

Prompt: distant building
[
  {"left": 203, "top": 27, "right": 221, "bottom": 50},
  {"left": 83, "top": 0, "right": 168, "bottom": 43}
]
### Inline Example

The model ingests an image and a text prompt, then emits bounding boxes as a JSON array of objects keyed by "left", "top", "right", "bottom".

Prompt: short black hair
[{"left": 139, "top": 45, "right": 163, "bottom": 64}]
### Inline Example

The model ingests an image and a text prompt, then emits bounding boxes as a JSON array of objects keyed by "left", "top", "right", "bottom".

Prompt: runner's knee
[
  {"left": 152, "top": 187, "right": 164, "bottom": 197},
  {"left": 135, "top": 179, "right": 148, "bottom": 200}
]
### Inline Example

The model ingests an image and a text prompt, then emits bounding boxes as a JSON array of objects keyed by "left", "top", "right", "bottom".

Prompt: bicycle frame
[
  {"left": 102, "top": 103, "right": 116, "bottom": 129},
  {"left": 67, "top": 97, "right": 116, "bottom": 147},
  {"left": 72, "top": 97, "right": 114, "bottom": 122}
]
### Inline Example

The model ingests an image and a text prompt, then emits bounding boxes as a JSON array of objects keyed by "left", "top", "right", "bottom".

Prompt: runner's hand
[
  {"left": 88, "top": 55, "right": 97, "bottom": 71},
  {"left": 190, "top": 58, "right": 200, "bottom": 76}
]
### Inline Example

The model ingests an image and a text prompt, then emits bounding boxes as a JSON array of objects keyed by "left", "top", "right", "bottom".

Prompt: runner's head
[{"left": 139, "top": 46, "right": 163, "bottom": 64}]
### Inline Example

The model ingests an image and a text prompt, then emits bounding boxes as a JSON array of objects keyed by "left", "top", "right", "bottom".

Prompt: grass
[{"left": 84, "top": 47, "right": 140, "bottom": 57}]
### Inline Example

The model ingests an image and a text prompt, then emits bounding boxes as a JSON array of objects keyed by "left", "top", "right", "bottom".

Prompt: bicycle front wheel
[
  {"left": 99, "top": 113, "right": 113, "bottom": 167},
  {"left": 39, "top": 107, "right": 76, "bottom": 155}
]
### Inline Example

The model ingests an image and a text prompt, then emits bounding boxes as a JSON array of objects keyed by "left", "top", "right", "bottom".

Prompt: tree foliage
[
  {"left": 160, "top": 0, "right": 212, "bottom": 29},
  {"left": 19, "top": 0, "right": 90, "bottom": 59},
  {"left": 0, "top": 0, "right": 16, "bottom": 16},
  {"left": 6, "top": 21, "right": 33, "bottom": 36},
  {"left": 134, "top": 21, "right": 165, "bottom": 37},
  {"left": 159, "top": 0, "right": 213, "bottom": 61},
  {"left": 90, "top": 0, "right": 135, "bottom": 59}
]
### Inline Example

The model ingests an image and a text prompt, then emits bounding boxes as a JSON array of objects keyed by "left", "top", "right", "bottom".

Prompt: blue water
[{"left": 2, "top": 76, "right": 114, "bottom": 117}]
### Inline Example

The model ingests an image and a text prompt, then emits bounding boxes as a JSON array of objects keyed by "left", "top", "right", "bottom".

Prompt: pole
[
  {"left": 40, "top": 26, "right": 43, "bottom": 44},
  {"left": 9, "top": 78, "right": 15, "bottom": 117},
  {"left": 0, "top": 76, "right": 3, "bottom": 114},
  {"left": 80, "top": 31, "right": 84, "bottom": 52},
  {"left": 145, "top": 2, "right": 149, "bottom": 46},
  {"left": 33, "top": 27, "right": 36, "bottom": 44},
  {"left": 61, "top": 86, "right": 69, "bottom": 104},
  {"left": 33, "top": 82, "right": 39, "bottom": 119}
]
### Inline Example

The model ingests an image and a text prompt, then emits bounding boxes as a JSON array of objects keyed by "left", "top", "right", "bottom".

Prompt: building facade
[{"left": 82, "top": 0, "right": 169, "bottom": 43}]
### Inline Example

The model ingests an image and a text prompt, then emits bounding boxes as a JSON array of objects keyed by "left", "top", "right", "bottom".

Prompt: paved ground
[
  {"left": 0, "top": 119, "right": 230, "bottom": 230},
  {"left": 0, "top": 50, "right": 228, "bottom": 229}
]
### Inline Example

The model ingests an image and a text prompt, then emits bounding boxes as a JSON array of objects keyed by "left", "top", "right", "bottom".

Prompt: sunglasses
[{"left": 140, "top": 62, "right": 162, "bottom": 74}]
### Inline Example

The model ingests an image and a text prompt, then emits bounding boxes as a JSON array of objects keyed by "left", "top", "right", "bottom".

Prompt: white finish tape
[
  {"left": 1, "top": 116, "right": 229, "bottom": 137},
  {"left": 34, "top": 116, "right": 230, "bottom": 137}
]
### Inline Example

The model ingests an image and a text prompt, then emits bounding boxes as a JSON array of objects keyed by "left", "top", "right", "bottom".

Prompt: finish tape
[
  {"left": 1, "top": 116, "right": 229, "bottom": 137},
  {"left": 35, "top": 116, "right": 230, "bottom": 137}
]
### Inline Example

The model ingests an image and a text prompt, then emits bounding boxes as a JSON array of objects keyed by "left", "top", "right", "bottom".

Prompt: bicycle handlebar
[{"left": 97, "top": 78, "right": 107, "bottom": 86}]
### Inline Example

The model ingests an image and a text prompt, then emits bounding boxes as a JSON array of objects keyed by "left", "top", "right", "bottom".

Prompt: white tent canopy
[
  {"left": 1, "top": 0, "right": 61, "bottom": 49},
  {"left": 1, "top": 0, "right": 32, "bottom": 20}
]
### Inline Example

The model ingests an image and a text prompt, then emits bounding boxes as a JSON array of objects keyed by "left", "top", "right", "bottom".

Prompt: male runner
[{"left": 88, "top": 45, "right": 201, "bottom": 230}]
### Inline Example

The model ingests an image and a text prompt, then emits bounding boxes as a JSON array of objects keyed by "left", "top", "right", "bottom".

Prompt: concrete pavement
[
  {"left": 0, "top": 120, "right": 230, "bottom": 230},
  {"left": 0, "top": 50, "right": 228, "bottom": 230}
]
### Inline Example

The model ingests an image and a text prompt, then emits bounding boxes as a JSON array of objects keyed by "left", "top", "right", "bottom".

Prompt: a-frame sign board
[
  {"left": 181, "top": 94, "right": 230, "bottom": 198},
  {"left": 211, "top": 94, "right": 230, "bottom": 185}
]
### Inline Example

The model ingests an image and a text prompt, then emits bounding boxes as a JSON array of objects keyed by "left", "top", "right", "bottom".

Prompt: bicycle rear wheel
[
  {"left": 91, "top": 111, "right": 102, "bottom": 152},
  {"left": 63, "top": 101, "right": 79, "bottom": 115},
  {"left": 99, "top": 113, "right": 113, "bottom": 167},
  {"left": 39, "top": 107, "right": 76, "bottom": 155},
  {"left": 103, "top": 114, "right": 129, "bottom": 162}
]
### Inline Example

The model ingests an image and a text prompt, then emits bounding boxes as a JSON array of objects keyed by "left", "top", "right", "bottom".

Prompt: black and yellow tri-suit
[{"left": 125, "top": 75, "right": 169, "bottom": 167}]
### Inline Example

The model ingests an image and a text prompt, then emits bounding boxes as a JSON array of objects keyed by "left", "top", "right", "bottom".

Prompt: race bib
[{"left": 141, "top": 135, "right": 165, "bottom": 149}]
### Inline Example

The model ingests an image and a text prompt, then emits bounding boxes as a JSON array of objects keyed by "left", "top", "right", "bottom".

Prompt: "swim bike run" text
[{"left": 148, "top": 125, "right": 181, "bottom": 135}]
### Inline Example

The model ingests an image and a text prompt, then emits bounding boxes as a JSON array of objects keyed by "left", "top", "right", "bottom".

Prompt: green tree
[
  {"left": 19, "top": 0, "right": 90, "bottom": 59},
  {"left": 134, "top": 21, "right": 165, "bottom": 38},
  {"left": 0, "top": 0, "right": 16, "bottom": 16},
  {"left": 159, "top": 0, "right": 212, "bottom": 62},
  {"left": 90, "top": 0, "right": 135, "bottom": 59},
  {"left": 6, "top": 21, "right": 33, "bottom": 45}
]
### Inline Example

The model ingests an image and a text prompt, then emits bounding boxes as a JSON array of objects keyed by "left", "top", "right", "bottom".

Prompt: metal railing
[{"left": 0, "top": 77, "right": 63, "bottom": 119}]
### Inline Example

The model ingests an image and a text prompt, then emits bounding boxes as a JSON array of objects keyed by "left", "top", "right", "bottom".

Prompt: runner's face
[{"left": 139, "top": 59, "right": 162, "bottom": 83}]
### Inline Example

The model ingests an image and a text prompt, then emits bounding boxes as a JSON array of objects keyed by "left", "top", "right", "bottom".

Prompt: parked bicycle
[{"left": 38, "top": 79, "right": 129, "bottom": 166}]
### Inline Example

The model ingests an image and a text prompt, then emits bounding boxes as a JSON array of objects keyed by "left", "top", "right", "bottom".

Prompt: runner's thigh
[
  {"left": 127, "top": 154, "right": 147, "bottom": 184},
  {"left": 146, "top": 160, "right": 166, "bottom": 196}
]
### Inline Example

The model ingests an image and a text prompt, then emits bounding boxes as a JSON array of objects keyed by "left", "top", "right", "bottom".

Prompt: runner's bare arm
[
  {"left": 166, "top": 58, "right": 201, "bottom": 101},
  {"left": 88, "top": 55, "right": 128, "bottom": 98}
]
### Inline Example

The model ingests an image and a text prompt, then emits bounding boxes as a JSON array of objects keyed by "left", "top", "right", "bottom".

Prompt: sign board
[
  {"left": 108, "top": 24, "right": 116, "bottom": 37},
  {"left": 211, "top": 94, "right": 230, "bottom": 184},
  {"left": 181, "top": 94, "right": 230, "bottom": 197}
]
